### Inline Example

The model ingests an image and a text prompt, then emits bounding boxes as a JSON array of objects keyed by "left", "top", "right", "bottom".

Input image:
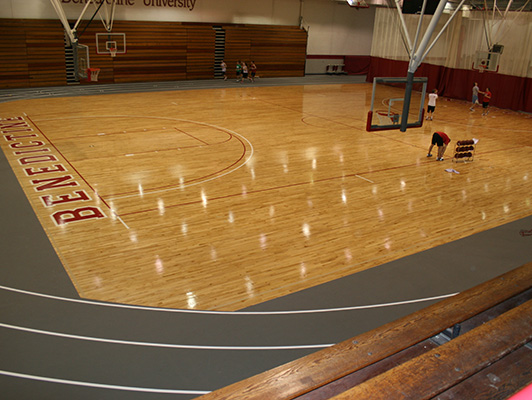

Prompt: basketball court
[
  {"left": 2, "top": 75, "right": 530, "bottom": 310},
  {"left": 1, "top": 75, "right": 532, "bottom": 398}
]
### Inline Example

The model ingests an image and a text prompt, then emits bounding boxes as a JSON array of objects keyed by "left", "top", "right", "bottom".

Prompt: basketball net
[{"left": 87, "top": 68, "right": 101, "bottom": 82}]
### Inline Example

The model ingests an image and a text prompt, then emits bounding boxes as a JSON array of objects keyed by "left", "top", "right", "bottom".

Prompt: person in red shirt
[
  {"left": 479, "top": 88, "right": 492, "bottom": 116},
  {"left": 427, "top": 131, "right": 451, "bottom": 161}
]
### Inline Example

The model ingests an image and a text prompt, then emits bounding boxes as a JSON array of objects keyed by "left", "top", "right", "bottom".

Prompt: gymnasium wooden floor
[
  {"left": 1, "top": 78, "right": 532, "bottom": 312},
  {"left": 1, "top": 76, "right": 532, "bottom": 399}
]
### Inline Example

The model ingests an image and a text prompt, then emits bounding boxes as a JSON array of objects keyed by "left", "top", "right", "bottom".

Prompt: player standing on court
[
  {"left": 236, "top": 61, "right": 242, "bottom": 82},
  {"left": 470, "top": 82, "right": 480, "bottom": 111},
  {"left": 221, "top": 60, "right": 227, "bottom": 80},
  {"left": 479, "top": 87, "right": 492, "bottom": 116},
  {"left": 425, "top": 89, "right": 438, "bottom": 121},
  {"left": 249, "top": 61, "right": 257, "bottom": 82}
]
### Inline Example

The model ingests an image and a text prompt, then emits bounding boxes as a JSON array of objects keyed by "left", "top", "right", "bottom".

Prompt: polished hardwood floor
[{"left": 1, "top": 82, "right": 531, "bottom": 311}]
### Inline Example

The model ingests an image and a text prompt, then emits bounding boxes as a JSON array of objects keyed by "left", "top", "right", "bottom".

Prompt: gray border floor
[{"left": 1, "top": 76, "right": 531, "bottom": 400}]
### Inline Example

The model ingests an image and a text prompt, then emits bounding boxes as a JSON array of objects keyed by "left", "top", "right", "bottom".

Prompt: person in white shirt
[
  {"left": 470, "top": 82, "right": 480, "bottom": 111},
  {"left": 426, "top": 89, "right": 438, "bottom": 121}
]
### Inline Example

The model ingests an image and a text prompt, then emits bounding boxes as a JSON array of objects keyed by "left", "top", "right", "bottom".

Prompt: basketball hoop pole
[
  {"left": 50, "top": 0, "right": 117, "bottom": 44},
  {"left": 399, "top": 0, "right": 451, "bottom": 131},
  {"left": 396, "top": 0, "right": 468, "bottom": 131}
]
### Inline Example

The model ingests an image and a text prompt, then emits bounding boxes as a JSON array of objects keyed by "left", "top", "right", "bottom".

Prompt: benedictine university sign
[{"left": 61, "top": 0, "right": 197, "bottom": 11}]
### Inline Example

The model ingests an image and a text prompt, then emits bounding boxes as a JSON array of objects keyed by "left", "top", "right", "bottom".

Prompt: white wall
[
  {"left": 0, "top": 0, "right": 302, "bottom": 24},
  {"left": 302, "top": 0, "right": 375, "bottom": 55}
]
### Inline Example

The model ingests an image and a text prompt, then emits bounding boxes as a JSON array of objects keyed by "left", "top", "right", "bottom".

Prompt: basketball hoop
[
  {"left": 109, "top": 48, "right": 117, "bottom": 57},
  {"left": 87, "top": 68, "right": 101, "bottom": 82},
  {"left": 376, "top": 110, "right": 400, "bottom": 125}
]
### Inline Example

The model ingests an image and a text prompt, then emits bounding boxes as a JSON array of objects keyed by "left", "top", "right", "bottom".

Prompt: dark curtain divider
[
  {"left": 344, "top": 55, "right": 371, "bottom": 75},
  {"left": 367, "top": 56, "right": 532, "bottom": 113}
]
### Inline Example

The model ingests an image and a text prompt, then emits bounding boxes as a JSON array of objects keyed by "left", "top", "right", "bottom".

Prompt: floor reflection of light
[
  {"left": 484, "top": 183, "right": 489, "bottom": 192},
  {"left": 155, "top": 255, "right": 164, "bottom": 275},
  {"left": 94, "top": 276, "right": 102, "bottom": 288},
  {"left": 400, "top": 179, "right": 406, "bottom": 192},
  {"left": 344, "top": 248, "right": 352, "bottom": 262},
  {"left": 228, "top": 211, "right": 234, "bottom": 223},
  {"left": 129, "top": 231, "right": 138, "bottom": 243},
  {"left": 302, "top": 223, "right": 311, "bottom": 238},
  {"left": 283, "top": 164, "right": 289, "bottom": 173},
  {"left": 138, "top": 183, "right": 144, "bottom": 198},
  {"left": 179, "top": 177, "right": 185, "bottom": 189},
  {"left": 242, "top": 185, "right": 247, "bottom": 198},
  {"left": 378, "top": 208, "right": 384, "bottom": 221},
  {"left": 181, "top": 221, "right": 188, "bottom": 235},
  {"left": 462, "top": 190, "right": 467, "bottom": 201},
  {"left": 250, "top": 168, "right": 256, "bottom": 180},
  {"left": 109, "top": 201, "right": 116, "bottom": 220},
  {"left": 157, "top": 198, "right": 165, "bottom": 216},
  {"left": 372, "top": 185, "right": 378, "bottom": 196},
  {"left": 481, "top": 211, "right": 486, "bottom": 220},
  {"left": 201, "top": 190, "right": 207, "bottom": 208},
  {"left": 384, "top": 238, "right": 392, "bottom": 251},
  {"left": 312, "top": 158, "right": 317, "bottom": 170},
  {"left": 307, "top": 198, "right": 313, "bottom": 208},
  {"left": 245, "top": 276, "right": 254, "bottom": 297},
  {"left": 269, "top": 205, "right": 275, "bottom": 218},
  {"left": 259, "top": 233, "right": 267, "bottom": 250},
  {"left": 300, "top": 262, "right": 307, "bottom": 278},
  {"left": 524, "top": 174, "right": 529, "bottom": 181},
  {"left": 341, "top": 189, "right": 347, "bottom": 204},
  {"left": 210, "top": 246, "right": 217, "bottom": 261},
  {"left": 503, "top": 204, "right": 510, "bottom": 213},
  {"left": 186, "top": 291, "right": 197, "bottom": 309}
]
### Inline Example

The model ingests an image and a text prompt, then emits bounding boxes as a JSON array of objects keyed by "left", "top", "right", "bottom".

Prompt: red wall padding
[
  {"left": 367, "top": 57, "right": 532, "bottom": 113},
  {"left": 344, "top": 55, "right": 371, "bottom": 75}
]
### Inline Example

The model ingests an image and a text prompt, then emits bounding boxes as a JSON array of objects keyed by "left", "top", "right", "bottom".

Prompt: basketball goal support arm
[
  {"left": 50, "top": 0, "right": 98, "bottom": 44},
  {"left": 50, "top": 0, "right": 116, "bottom": 45}
]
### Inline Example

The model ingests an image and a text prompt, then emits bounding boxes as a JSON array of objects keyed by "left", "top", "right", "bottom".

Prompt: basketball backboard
[
  {"left": 73, "top": 43, "right": 90, "bottom": 79},
  {"left": 96, "top": 33, "right": 127, "bottom": 57},
  {"left": 473, "top": 51, "right": 500, "bottom": 72},
  {"left": 366, "top": 77, "right": 427, "bottom": 132}
]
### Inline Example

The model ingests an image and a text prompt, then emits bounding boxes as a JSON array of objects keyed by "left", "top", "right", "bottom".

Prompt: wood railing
[{"left": 196, "top": 262, "right": 532, "bottom": 400}]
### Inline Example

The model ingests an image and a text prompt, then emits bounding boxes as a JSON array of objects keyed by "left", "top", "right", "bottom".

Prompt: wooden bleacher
[
  {"left": 197, "top": 262, "right": 532, "bottom": 400},
  {"left": 0, "top": 18, "right": 307, "bottom": 88}
]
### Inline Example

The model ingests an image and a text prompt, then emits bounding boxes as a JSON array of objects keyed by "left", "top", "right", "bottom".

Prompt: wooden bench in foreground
[{"left": 197, "top": 262, "right": 532, "bottom": 400}]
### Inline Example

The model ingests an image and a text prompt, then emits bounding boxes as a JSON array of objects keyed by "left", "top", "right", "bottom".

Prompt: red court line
[
  {"left": 117, "top": 143, "right": 525, "bottom": 217},
  {"left": 107, "top": 133, "right": 248, "bottom": 198},
  {"left": 67, "top": 136, "right": 233, "bottom": 163},
  {"left": 373, "top": 131, "right": 427, "bottom": 150},
  {"left": 174, "top": 127, "right": 210, "bottom": 145},
  {"left": 119, "top": 160, "right": 430, "bottom": 217},
  {"left": 300, "top": 115, "right": 366, "bottom": 130},
  {"left": 26, "top": 116, "right": 112, "bottom": 212},
  {"left": 46, "top": 126, "right": 163, "bottom": 141}
]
